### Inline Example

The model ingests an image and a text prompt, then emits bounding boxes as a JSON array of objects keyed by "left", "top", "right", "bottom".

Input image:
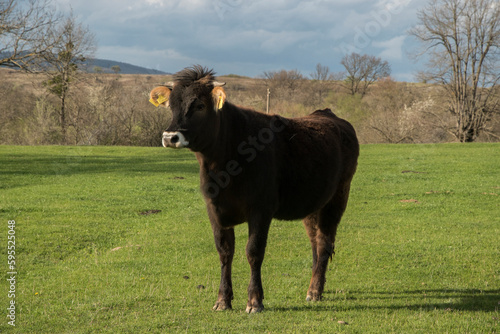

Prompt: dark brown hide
[{"left": 150, "top": 66, "right": 359, "bottom": 313}]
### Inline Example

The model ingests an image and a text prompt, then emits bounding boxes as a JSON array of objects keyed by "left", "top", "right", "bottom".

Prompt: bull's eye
[{"left": 186, "top": 102, "right": 205, "bottom": 119}]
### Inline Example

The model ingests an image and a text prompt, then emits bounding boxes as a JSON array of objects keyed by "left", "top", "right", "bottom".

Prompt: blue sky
[{"left": 54, "top": 0, "right": 425, "bottom": 81}]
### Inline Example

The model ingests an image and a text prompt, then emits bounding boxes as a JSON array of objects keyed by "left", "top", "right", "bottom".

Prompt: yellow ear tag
[
  {"left": 157, "top": 94, "right": 168, "bottom": 105},
  {"left": 149, "top": 97, "right": 160, "bottom": 107},
  {"left": 217, "top": 96, "right": 224, "bottom": 109}
]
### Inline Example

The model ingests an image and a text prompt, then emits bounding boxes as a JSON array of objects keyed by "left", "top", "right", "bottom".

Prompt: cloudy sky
[{"left": 53, "top": 0, "right": 425, "bottom": 81}]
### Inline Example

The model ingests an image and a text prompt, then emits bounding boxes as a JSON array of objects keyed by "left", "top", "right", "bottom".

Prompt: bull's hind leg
[
  {"left": 303, "top": 181, "right": 352, "bottom": 301},
  {"left": 303, "top": 208, "right": 337, "bottom": 302}
]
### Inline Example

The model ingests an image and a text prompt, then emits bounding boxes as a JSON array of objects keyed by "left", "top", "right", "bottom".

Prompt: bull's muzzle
[{"left": 162, "top": 131, "right": 189, "bottom": 148}]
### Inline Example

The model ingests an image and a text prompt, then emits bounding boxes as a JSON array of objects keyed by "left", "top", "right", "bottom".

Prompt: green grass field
[{"left": 0, "top": 144, "right": 499, "bottom": 333}]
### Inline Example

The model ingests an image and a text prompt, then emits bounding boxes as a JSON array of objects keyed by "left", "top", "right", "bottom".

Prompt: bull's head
[{"left": 149, "top": 66, "right": 226, "bottom": 150}]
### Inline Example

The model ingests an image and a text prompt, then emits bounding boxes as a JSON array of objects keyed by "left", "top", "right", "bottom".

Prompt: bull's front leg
[
  {"left": 245, "top": 216, "right": 272, "bottom": 313},
  {"left": 211, "top": 225, "right": 235, "bottom": 311}
]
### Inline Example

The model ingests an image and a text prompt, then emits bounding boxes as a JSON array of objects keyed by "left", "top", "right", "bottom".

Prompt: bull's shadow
[{"left": 270, "top": 288, "right": 500, "bottom": 312}]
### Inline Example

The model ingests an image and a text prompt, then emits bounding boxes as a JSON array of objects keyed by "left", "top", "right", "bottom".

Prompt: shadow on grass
[
  {"left": 271, "top": 289, "right": 500, "bottom": 313},
  {"left": 0, "top": 148, "right": 199, "bottom": 189}
]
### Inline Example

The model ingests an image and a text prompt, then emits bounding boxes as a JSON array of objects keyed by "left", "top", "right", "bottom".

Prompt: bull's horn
[{"left": 213, "top": 81, "right": 226, "bottom": 87}]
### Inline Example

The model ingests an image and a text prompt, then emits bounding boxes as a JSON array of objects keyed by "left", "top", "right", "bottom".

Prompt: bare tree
[
  {"left": 262, "top": 69, "right": 304, "bottom": 100},
  {"left": 39, "top": 13, "right": 96, "bottom": 142},
  {"left": 310, "top": 63, "right": 331, "bottom": 81},
  {"left": 0, "top": 0, "right": 60, "bottom": 70},
  {"left": 340, "top": 53, "right": 391, "bottom": 96},
  {"left": 309, "top": 63, "right": 338, "bottom": 105},
  {"left": 263, "top": 69, "right": 304, "bottom": 90},
  {"left": 409, "top": 0, "right": 500, "bottom": 142},
  {"left": 111, "top": 65, "right": 121, "bottom": 74}
]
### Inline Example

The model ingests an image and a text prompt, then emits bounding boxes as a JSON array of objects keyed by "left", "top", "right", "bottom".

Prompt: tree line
[{"left": 0, "top": 0, "right": 499, "bottom": 145}]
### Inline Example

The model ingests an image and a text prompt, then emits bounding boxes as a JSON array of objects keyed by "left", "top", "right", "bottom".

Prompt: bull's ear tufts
[
  {"left": 149, "top": 86, "right": 171, "bottom": 108},
  {"left": 212, "top": 86, "right": 226, "bottom": 111}
]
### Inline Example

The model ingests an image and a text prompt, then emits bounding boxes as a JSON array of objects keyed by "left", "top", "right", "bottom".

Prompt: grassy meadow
[{"left": 0, "top": 144, "right": 499, "bottom": 333}]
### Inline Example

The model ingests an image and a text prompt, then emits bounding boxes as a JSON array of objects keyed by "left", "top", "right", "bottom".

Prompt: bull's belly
[
  {"left": 273, "top": 184, "right": 336, "bottom": 220},
  {"left": 273, "top": 201, "right": 327, "bottom": 221}
]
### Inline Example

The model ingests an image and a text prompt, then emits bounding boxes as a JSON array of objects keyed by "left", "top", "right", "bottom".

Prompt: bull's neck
[{"left": 195, "top": 103, "right": 250, "bottom": 165}]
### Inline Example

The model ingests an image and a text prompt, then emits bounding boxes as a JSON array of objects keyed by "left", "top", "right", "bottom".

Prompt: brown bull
[{"left": 149, "top": 65, "right": 359, "bottom": 313}]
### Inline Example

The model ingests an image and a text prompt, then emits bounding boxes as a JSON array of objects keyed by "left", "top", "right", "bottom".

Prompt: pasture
[{"left": 0, "top": 144, "right": 498, "bottom": 333}]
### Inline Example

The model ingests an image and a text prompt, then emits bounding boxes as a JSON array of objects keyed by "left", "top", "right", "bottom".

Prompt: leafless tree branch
[
  {"left": 0, "top": 0, "right": 61, "bottom": 71},
  {"left": 340, "top": 53, "right": 391, "bottom": 97},
  {"left": 409, "top": 0, "right": 500, "bottom": 142}
]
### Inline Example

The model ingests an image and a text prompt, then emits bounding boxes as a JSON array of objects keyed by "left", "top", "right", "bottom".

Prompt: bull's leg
[
  {"left": 303, "top": 217, "right": 319, "bottom": 274},
  {"left": 304, "top": 181, "right": 352, "bottom": 301},
  {"left": 303, "top": 210, "right": 336, "bottom": 302},
  {"left": 245, "top": 216, "right": 272, "bottom": 313},
  {"left": 211, "top": 225, "right": 235, "bottom": 311}
]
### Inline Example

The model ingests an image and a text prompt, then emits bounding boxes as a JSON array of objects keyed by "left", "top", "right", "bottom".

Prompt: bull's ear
[
  {"left": 211, "top": 86, "right": 226, "bottom": 111},
  {"left": 149, "top": 86, "right": 171, "bottom": 107}
]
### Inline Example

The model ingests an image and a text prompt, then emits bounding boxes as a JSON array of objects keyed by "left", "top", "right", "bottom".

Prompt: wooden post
[{"left": 266, "top": 88, "right": 270, "bottom": 114}]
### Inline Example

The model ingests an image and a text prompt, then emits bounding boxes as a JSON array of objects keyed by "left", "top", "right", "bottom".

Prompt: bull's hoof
[
  {"left": 245, "top": 302, "right": 264, "bottom": 314},
  {"left": 213, "top": 300, "right": 232, "bottom": 311},
  {"left": 306, "top": 292, "right": 323, "bottom": 302}
]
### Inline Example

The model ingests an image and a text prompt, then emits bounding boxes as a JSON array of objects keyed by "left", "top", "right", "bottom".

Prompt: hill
[
  {"left": 83, "top": 58, "right": 168, "bottom": 75},
  {"left": 0, "top": 51, "right": 167, "bottom": 75},
  {"left": 0, "top": 67, "right": 498, "bottom": 144}
]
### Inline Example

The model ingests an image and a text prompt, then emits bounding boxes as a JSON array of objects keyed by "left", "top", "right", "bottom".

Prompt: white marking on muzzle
[{"left": 162, "top": 131, "right": 189, "bottom": 148}]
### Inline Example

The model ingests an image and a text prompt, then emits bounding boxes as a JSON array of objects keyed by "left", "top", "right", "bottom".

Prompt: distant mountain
[
  {"left": 0, "top": 51, "right": 166, "bottom": 75},
  {"left": 83, "top": 58, "right": 169, "bottom": 75}
]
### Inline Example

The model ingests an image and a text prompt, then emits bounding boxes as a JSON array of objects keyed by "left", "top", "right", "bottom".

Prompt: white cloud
[
  {"left": 259, "top": 30, "right": 316, "bottom": 54},
  {"left": 53, "top": 0, "right": 423, "bottom": 80},
  {"left": 373, "top": 35, "right": 407, "bottom": 60}
]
